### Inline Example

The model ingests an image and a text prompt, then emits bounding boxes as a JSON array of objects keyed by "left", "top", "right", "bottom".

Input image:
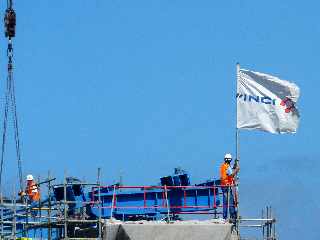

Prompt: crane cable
[{"left": 0, "top": 0, "right": 23, "bottom": 193}]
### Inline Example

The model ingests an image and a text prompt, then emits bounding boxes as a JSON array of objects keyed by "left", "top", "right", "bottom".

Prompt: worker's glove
[
  {"left": 233, "top": 159, "right": 239, "bottom": 168},
  {"left": 18, "top": 191, "right": 26, "bottom": 196}
]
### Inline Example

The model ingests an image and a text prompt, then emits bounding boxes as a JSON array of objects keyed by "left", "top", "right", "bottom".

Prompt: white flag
[{"left": 237, "top": 69, "right": 300, "bottom": 134}]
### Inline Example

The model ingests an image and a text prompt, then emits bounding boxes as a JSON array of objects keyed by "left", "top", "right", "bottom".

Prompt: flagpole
[
  {"left": 235, "top": 63, "right": 240, "bottom": 225},
  {"left": 236, "top": 63, "right": 240, "bottom": 161}
]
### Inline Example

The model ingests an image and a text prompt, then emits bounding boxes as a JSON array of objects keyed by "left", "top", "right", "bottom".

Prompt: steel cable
[
  {"left": 0, "top": 0, "right": 24, "bottom": 192},
  {"left": 0, "top": 73, "right": 12, "bottom": 192}
]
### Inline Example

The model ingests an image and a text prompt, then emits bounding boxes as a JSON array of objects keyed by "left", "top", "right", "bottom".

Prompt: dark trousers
[{"left": 222, "top": 186, "right": 236, "bottom": 219}]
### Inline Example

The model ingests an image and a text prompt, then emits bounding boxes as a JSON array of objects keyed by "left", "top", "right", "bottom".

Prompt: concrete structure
[{"left": 104, "top": 220, "right": 239, "bottom": 240}]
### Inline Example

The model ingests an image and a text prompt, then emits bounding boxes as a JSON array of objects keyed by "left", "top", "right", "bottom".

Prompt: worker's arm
[
  {"left": 225, "top": 163, "right": 239, "bottom": 178},
  {"left": 230, "top": 159, "right": 239, "bottom": 177}
]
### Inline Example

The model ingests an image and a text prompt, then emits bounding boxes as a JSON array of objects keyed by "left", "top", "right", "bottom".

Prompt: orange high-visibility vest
[
  {"left": 26, "top": 181, "right": 40, "bottom": 201},
  {"left": 220, "top": 163, "right": 233, "bottom": 186}
]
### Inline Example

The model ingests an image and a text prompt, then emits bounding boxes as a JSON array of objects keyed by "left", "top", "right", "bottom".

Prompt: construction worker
[
  {"left": 220, "top": 153, "right": 239, "bottom": 220},
  {"left": 23, "top": 174, "right": 40, "bottom": 202}
]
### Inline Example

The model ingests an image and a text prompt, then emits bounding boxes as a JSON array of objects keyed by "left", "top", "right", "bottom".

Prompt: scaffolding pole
[
  {"left": 97, "top": 168, "right": 102, "bottom": 240},
  {"left": 48, "top": 171, "right": 52, "bottom": 240},
  {"left": 64, "top": 172, "right": 68, "bottom": 239}
]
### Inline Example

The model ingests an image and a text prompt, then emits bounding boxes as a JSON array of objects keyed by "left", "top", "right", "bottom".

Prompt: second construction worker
[
  {"left": 220, "top": 153, "right": 239, "bottom": 220},
  {"left": 23, "top": 174, "right": 41, "bottom": 202}
]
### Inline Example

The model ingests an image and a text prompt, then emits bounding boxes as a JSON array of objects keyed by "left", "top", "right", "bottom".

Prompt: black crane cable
[
  {"left": 0, "top": 67, "right": 11, "bottom": 192},
  {"left": 9, "top": 0, "right": 24, "bottom": 194},
  {"left": 9, "top": 52, "right": 23, "bottom": 192},
  {"left": 0, "top": 0, "right": 24, "bottom": 193},
  {"left": 7, "top": 0, "right": 12, "bottom": 9}
]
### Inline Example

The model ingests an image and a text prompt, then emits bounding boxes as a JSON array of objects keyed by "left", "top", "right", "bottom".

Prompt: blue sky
[{"left": 0, "top": 1, "right": 319, "bottom": 239}]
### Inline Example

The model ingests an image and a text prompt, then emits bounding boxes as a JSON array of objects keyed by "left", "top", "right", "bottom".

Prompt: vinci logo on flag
[{"left": 237, "top": 69, "right": 300, "bottom": 134}]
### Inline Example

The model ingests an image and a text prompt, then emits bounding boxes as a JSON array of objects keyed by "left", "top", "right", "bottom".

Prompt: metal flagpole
[
  {"left": 235, "top": 63, "right": 240, "bottom": 229},
  {"left": 236, "top": 63, "right": 240, "bottom": 161}
]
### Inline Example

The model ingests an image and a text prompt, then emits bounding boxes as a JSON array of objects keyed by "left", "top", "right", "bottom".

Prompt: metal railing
[{"left": 90, "top": 184, "right": 238, "bottom": 218}]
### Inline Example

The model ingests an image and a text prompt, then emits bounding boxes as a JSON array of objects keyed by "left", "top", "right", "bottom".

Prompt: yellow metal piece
[{"left": 31, "top": 207, "right": 51, "bottom": 210}]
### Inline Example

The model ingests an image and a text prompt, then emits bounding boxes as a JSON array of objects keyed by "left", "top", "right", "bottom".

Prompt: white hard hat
[
  {"left": 26, "top": 174, "right": 34, "bottom": 181},
  {"left": 224, "top": 153, "right": 232, "bottom": 160}
]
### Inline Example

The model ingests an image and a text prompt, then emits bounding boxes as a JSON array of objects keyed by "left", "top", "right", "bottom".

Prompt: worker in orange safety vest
[
  {"left": 220, "top": 153, "right": 239, "bottom": 220},
  {"left": 23, "top": 174, "right": 41, "bottom": 202}
]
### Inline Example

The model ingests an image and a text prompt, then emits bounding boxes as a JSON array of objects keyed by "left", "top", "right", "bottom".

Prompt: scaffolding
[
  {"left": 0, "top": 170, "right": 103, "bottom": 240},
  {"left": 239, "top": 206, "right": 276, "bottom": 240},
  {"left": 0, "top": 169, "right": 276, "bottom": 240}
]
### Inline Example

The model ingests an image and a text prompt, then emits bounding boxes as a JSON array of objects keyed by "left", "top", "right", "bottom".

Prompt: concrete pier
[{"left": 104, "top": 220, "right": 238, "bottom": 240}]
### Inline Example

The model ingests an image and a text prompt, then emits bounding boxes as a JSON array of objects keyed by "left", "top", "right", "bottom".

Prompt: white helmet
[
  {"left": 26, "top": 174, "right": 34, "bottom": 181},
  {"left": 224, "top": 153, "right": 232, "bottom": 160}
]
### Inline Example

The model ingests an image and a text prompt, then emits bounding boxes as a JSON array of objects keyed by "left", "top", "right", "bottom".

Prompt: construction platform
[{"left": 0, "top": 170, "right": 276, "bottom": 239}]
